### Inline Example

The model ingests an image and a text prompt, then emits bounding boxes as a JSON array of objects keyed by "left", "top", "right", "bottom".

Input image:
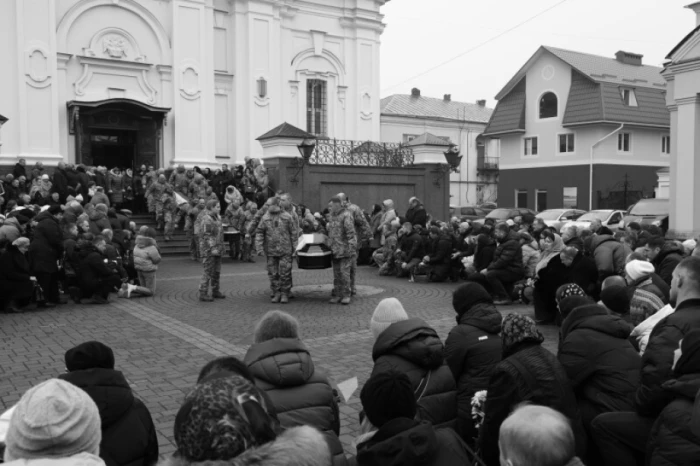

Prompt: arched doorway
[{"left": 67, "top": 99, "right": 170, "bottom": 170}]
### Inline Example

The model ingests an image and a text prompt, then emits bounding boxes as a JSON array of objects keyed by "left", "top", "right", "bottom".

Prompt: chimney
[
  {"left": 411, "top": 88, "right": 420, "bottom": 97},
  {"left": 615, "top": 51, "right": 643, "bottom": 66},
  {"left": 443, "top": 94, "right": 451, "bottom": 102},
  {"left": 686, "top": 1, "right": 700, "bottom": 27},
  {"left": 476, "top": 99, "right": 486, "bottom": 107}
]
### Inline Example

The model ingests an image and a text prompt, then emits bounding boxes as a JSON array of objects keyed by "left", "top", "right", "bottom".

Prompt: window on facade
[
  {"left": 558, "top": 133, "right": 575, "bottom": 153},
  {"left": 618, "top": 132, "right": 632, "bottom": 152},
  {"left": 516, "top": 190, "right": 528, "bottom": 208},
  {"left": 536, "top": 190, "right": 548, "bottom": 211},
  {"left": 662, "top": 135, "right": 671, "bottom": 155},
  {"left": 563, "top": 187, "right": 577, "bottom": 208},
  {"left": 620, "top": 88, "right": 638, "bottom": 107},
  {"left": 524, "top": 137, "right": 538, "bottom": 156},
  {"left": 539, "top": 92, "right": 558, "bottom": 119},
  {"left": 402, "top": 134, "right": 419, "bottom": 143},
  {"left": 306, "top": 79, "right": 327, "bottom": 137}
]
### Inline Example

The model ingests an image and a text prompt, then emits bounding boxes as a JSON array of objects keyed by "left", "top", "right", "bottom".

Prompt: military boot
[
  {"left": 212, "top": 290, "right": 226, "bottom": 299},
  {"left": 341, "top": 297, "right": 351, "bottom": 305},
  {"left": 199, "top": 293, "right": 213, "bottom": 302},
  {"left": 280, "top": 294, "right": 289, "bottom": 304},
  {"left": 271, "top": 293, "right": 281, "bottom": 303},
  {"left": 329, "top": 297, "right": 341, "bottom": 304}
]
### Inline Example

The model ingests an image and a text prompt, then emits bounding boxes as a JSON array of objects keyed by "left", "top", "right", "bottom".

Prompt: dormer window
[
  {"left": 620, "top": 88, "right": 638, "bottom": 107},
  {"left": 539, "top": 92, "right": 558, "bottom": 119}
]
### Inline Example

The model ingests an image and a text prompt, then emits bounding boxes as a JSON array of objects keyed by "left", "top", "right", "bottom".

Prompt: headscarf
[
  {"left": 12, "top": 237, "right": 30, "bottom": 248},
  {"left": 501, "top": 313, "right": 544, "bottom": 354},
  {"left": 535, "top": 233, "right": 564, "bottom": 275},
  {"left": 556, "top": 283, "right": 587, "bottom": 303}
]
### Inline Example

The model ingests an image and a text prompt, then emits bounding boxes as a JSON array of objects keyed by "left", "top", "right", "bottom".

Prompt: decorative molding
[
  {"left": 279, "top": 5, "right": 298, "bottom": 18},
  {"left": 360, "top": 90, "right": 372, "bottom": 120},
  {"left": 338, "top": 85, "right": 347, "bottom": 110},
  {"left": 311, "top": 30, "right": 326, "bottom": 56},
  {"left": 499, "top": 158, "right": 670, "bottom": 170},
  {"left": 289, "top": 80, "right": 299, "bottom": 98},
  {"left": 179, "top": 60, "right": 201, "bottom": 100},
  {"left": 156, "top": 65, "right": 173, "bottom": 82},
  {"left": 25, "top": 41, "right": 52, "bottom": 88},
  {"left": 83, "top": 27, "right": 146, "bottom": 62},
  {"left": 214, "top": 72, "right": 234, "bottom": 93},
  {"left": 291, "top": 48, "right": 346, "bottom": 85},
  {"left": 675, "top": 95, "right": 700, "bottom": 106},
  {"left": 74, "top": 55, "right": 157, "bottom": 104},
  {"left": 57, "top": 53, "right": 73, "bottom": 71}
]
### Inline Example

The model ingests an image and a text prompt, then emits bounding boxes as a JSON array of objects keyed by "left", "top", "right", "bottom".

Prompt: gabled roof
[
  {"left": 256, "top": 122, "right": 315, "bottom": 141},
  {"left": 482, "top": 78, "right": 526, "bottom": 137},
  {"left": 404, "top": 132, "right": 452, "bottom": 147},
  {"left": 380, "top": 94, "right": 493, "bottom": 124},
  {"left": 665, "top": 24, "right": 700, "bottom": 60}
]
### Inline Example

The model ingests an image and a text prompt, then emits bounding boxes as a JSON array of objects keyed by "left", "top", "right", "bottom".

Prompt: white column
[{"left": 670, "top": 96, "right": 700, "bottom": 237}]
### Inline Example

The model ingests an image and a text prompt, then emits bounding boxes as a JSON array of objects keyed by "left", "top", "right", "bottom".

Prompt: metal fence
[
  {"left": 309, "top": 138, "right": 414, "bottom": 167},
  {"left": 477, "top": 156, "right": 499, "bottom": 171}
]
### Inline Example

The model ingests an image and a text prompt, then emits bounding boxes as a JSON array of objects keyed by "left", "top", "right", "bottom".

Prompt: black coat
[
  {"left": 653, "top": 242, "right": 684, "bottom": 286},
  {"left": 353, "top": 418, "right": 471, "bottom": 466},
  {"left": 487, "top": 231, "right": 523, "bottom": 275},
  {"left": 479, "top": 341, "right": 587, "bottom": 466},
  {"left": 397, "top": 231, "right": 424, "bottom": 261},
  {"left": 473, "top": 238, "right": 495, "bottom": 271},
  {"left": 12, "top": 163, "right": 26, "bottom": 180},
  {"left": 635, "top": 299, "right": 700, "bottom": 417},
  {"left": 558, "top": 304, "right": 641, "bottom": 416},
  {"left": 78, "top": 243, "right": 116, "bottom": 290},
  {"left": 405, "top": 205, "right": 427, "bottom": 228},
  {"left": 59, "top": 368, "right": 159, "bottom": 466},
  {"left": 567, "top": 251, "right": 599, "bottom": 298},
  {"left": 371, "top": 318, "right": 457, "bottom": 430},
  {"left": 0, "top": 245, "right": 32, "bottom": 282},
  {"left": 29, "top": 211, "right": 64, "bottom": 274},
  {"left": 77, "top": 167, "right": 91, "bottom": 197},
  {"left": 95, "top": 171, "right": 108, "bottom": 189},
  {"left": 52, "top": 168, "right": 69, "bottom": 198},
  {"left": 66, "top": 168, "right": 80, "bottom": 189},
  {"left": 427, "top": 235, "right": 452, "bottom": 265},
  {"left": 445, "top": 303, "right": 502, "bottom": 441}
]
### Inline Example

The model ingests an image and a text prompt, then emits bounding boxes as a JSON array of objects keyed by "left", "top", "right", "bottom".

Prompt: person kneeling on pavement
[
  {"left": 417, "top": 226, "right": 452, "bottom": 282},
  {"left": 77, "top": 235, "right": 123, "bottom": 304},
  {"left": 0, "top": 237, "right": 35, "bottom": 313}
]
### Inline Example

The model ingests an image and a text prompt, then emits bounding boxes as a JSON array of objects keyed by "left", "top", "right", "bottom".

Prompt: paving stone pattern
[{"left": 0, "top": 257, "right": 558, "bottom": 457}]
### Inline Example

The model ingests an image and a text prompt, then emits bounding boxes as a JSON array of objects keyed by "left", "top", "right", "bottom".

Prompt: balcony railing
[
  {"left": 310, "top": 138, "right": 414, "bottom": 167},
  {"left": 477, "top": 156, "right": 499, "bottom": 171}
]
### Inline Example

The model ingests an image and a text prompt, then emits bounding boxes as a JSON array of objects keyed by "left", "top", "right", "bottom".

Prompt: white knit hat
[
  {"left": 4, "top": 379, "right": 101, "bottom": 462},
  {"left": 625, "top": 260, "right": 656, "bottom": 282},
  {"left": 370, "top": 298, "right": 409, "bottom": 340}
]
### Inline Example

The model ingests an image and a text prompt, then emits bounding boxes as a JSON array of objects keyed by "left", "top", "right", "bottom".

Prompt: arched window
[{"left": 539, "top": 92, "right": 558, "bottom": 119}]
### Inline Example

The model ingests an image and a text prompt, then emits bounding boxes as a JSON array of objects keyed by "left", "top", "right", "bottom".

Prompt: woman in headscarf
[
  {"left": 0, "top": 237, "right": 34, "bottom": 313},
  {"left": 533, "top": 229, "right": 568, "bottom": 324}
]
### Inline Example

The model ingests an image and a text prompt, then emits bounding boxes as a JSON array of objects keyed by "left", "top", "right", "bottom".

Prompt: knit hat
[
  {"left": 626, "top": 260, "right": 655, "bottom": 282},
  {"left": 4, "top": 379, "right": 101, "bottom": 461},
  {"left": 174, "top": 376, "right": 276, "bottom": 462},
  {"left": 453, "top": 282, "right": 493, "bottom": 317},
  {"left": 41, "top": 174, "right": 49, "bottom": 180},
  {"left": 65, "top": 341, "right": 115, "bottom": 372},
  {"left": 360, "top": 371, "right": 416, "bottom": 428},
  {"left": 601, "top": 285, "right": 631, "bottom": 314},
  {"left": 370, "top": 298, "right": 409, "bottom": 340},
  {"left": 556, "top": 283, "right": 587, "bottom": 303},
  {"left": 501, "top": 314, "right": 544, "bottom": 352}
]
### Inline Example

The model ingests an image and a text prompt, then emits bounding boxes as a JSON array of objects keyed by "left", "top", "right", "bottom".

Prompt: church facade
[{"left": 0, "top": 0, "right": 387, "bottom": 170}]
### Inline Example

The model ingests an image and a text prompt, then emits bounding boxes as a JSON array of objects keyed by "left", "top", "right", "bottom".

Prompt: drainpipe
[{"left": 589, "top": 123, "right": 625, "bottom": 210}]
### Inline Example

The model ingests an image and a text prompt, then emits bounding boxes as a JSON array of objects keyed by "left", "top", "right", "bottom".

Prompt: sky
[{"left": 379, "top": 0, "right": 697, "bottom": 106}]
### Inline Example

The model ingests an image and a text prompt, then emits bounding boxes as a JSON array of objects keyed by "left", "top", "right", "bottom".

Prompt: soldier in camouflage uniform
[
  {"left": 186, "top": 199, "right": 205, "bottom": 261},
  {"left": 224, "top": 201, "right": 245, "bottom": 259},
  {"left": 162, "top": 192, "right": 178, "bottom": 241},
  {"left": 327, "top": 196, "right": 357, "bottom": 305},
  {"left": 204, "top": 186, "right": 219, "bottom": 204},
  {"left": 255, "top": 197, "right": 296, "bottom": 304},
  {"left": 145, "top": 174, "right": 174, "bottom": 230},
  {"left": 198, "top": 199, "right": 225, "bottom": 302},
  {"left": 188, "top": 173, "right": 209, "bottom": 201},
  {"left": 169, "top": 164, "right": 189, "bottom": 196},
  {"left": 338, "top": 193, "right": 372, "bottom": 295},
  {"left": 241, "top": 204, "right": 258, "bottom": 262},
  {"left": 143, "top": 166, "right": 157, "bottom": 214}
]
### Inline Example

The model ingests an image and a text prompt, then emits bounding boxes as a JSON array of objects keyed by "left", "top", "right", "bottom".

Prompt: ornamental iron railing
[{"left": 309, "top": 138, "right": 414, "bottom": 167}]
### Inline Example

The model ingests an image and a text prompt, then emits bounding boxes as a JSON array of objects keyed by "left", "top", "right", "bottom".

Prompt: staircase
[{"left": 131, "top": 214, "right": 191, "bottom": 256}]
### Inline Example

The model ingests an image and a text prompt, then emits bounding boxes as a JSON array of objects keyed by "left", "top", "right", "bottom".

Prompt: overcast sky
[{"left": 379, "top": 0, "right": 697, "bottom": 106}]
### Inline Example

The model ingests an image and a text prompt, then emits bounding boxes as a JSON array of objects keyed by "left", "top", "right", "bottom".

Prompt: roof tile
[
  {"left": 380, "top": 94, "right": 493, "bottom": 123},
  {"left": 483, "top": 78, "right": 526, "bottom": 136},
  {"left": 256, "top": 122, "right": 315, "bottom": 141}
]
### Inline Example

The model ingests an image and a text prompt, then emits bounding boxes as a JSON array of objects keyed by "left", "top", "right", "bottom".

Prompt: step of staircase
[{"left": 131, "top": 215, "right": 191, "bottom": 256}]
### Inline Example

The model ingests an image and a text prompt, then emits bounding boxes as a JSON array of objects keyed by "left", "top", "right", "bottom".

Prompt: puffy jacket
[
  {"left": 473, "top": 236, "right": 496, "bottom": 271},
  {"left": 255, "top": 205, "right": 296, "bottom": 257},
  {"left": 567, "top": 251, "right": 599, "bottom": 298},
  {"left": 487, "top": 230, "right": 523, "bottom": 275},
  {"left": 521, "top": 241, "right": 541, "bottom": 278},
  {"left": 29, "top": 211, "right": 64, "bottom": 274},
  {"left": 90, "top": 191, "right": 111, "bottom": 208},
  {"left": 426, "top": 235, "right": 452, "bottom": 265},
  {"left": 88, "top": 210, "right": 112, "bottom": 236},
  {"left": 107, "top": 170, "right": 125, "bottom": 204},
  {"left": 635, "top": 299, "right": 700, "bottom": 417},
  {"left": 591, "top": 234, "right": 626, "bottom": 277},
  {"left": 558, "top": 304, "right": 641, "bottom": 416},
  {"left": 371, "top": 318, "right": 457, "bottom": 430},
  {"left": 224, "top": 205, "right": 246, "bottom": 231},
  {"left": 3, "top": 454, "right": 106, "bottom": 466},
  {"left": 326, "top": 207, "right": 357, "bottom": 258},
  {"left": 59, "top": 369, "right": 159, "bottom": 466},
  {"left": 0, "top": 217, "right": 22, "bottom": 243},
  {"left": 244, "top": 338, "right": 346, "bottom": 466},
  {"left": 405, "top": 205, "right": 427, "bottom": 228},
  {"left": 444, "top": 303, "right": 502, "bottom": 441},
  {"left": 653, "top": 242, "right": 684, "bottom": 286},
  {"left": 133, "top": 236, "right": 161, "bottom": 272},
  {"left": 397, "top": 231, "right": 424, "bottom": 262},
  {"left": 78, "top": 243, "right": 116, "bottom": 291}
]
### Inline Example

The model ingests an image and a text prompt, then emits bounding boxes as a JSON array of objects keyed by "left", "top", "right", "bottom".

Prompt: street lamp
[
  {"left": 433, "top": 144, "right": 462, "bottom": 186},
  {"left": 289, "top": 139, "right": 316, "bottom": 183}
]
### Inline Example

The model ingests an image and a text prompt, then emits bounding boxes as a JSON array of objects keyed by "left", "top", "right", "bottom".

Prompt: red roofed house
[{"left": 483, "top": 46, "right": 670, "bottom": 212}]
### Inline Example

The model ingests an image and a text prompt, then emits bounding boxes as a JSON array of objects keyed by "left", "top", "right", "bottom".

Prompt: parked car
[
  {"left": 619, "top": 199, "right": 670, "bottom": 233},
  {"left": 478, "top": 202, "right": 498, "bottom": 213},
  {"left": 560, "top": 209, "right": 626, "bottom": 233},
  {"left": 536, "top": 209, "right": 587, "bottom": 231},
  {"left": 449, "top": 205, "right": 488, "bottom": 221},
  {"left": 473, "top": 208, "right": 537, "bottom": 225}
]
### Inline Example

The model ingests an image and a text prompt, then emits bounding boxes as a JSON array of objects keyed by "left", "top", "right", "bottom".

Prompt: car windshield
[
  {"left": 537, "top": 210, "right": 565, "bottom": 220},
  {"left": 577, "top": 211, "right": 610, "bottom": 222},
  {"left": 486, "top": 209, "right": 512, "bottom": 220},
  {"left": 630, "top": 200, "right": 669, "bottom": 216}
]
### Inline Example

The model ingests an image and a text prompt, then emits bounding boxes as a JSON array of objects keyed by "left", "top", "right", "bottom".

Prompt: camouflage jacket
[
  {"left": 327, "top": 207, "right": 357, "bottom": 258},
  {"left": 347, "top": 203, "right": 372, "bottom": 243},
  {"left": 145, "top": 181, "right": 173, "bottom": 204},
  {"left": 169, "top": 170, "right": 189, "bottom": 195},
  {"left": 189, "top": 180, "right": 208, "bottom": 200},
  {"left": 143, "top": 170, "right": 157, "bottom": 190},
  {"left": 199, "top": 210, "right": 224, "bottom": 256},
  {"left": 247, "top": 206, "right": 267, "bottom": 236},
  {"left": 224, "top": 205, "right": 246, "bottom": 231},
  {"left": 242, "top": 210, "right": 255, "bottom": 236},
  {"left": 255, "top": 205, "right": 296, "bottom": 257},
  {"left": 194, "top": 208, "right": 208, "bottom": 235}
]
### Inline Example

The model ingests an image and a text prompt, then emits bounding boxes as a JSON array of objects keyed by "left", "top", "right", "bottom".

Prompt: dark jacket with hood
[
  {"left": 653, "top": 242, "right": 684, "bottom": 286},
  {"left": 473, "top": 235, "right": 495, "bottom": 271},
  {"left": 371, "top": 318, "right": 457, "bottom": 430},
  {"left": 244, "top": 338, "right": 346, "bottom": 466},
  {"left": 29, "top": 210, "right": 64, "bottom": 274},
  {"left": 405, "top": 205, "right": 427, "bottom": 228},
  {"left": 0, "top": 245, "right": 33, "bottom": 297},
  {"left": 52, "top": 167, "right": 69, "bottom": 199},
  {"left": 567, "top": 250, "right": 599, "bottom": 298},
  {"left": 353, "top": 418, "right": 470, "bottom": 466},
  {"left": 647, "top": 330, "right": 700, "bottom": 466},
  {"left": 78, "top": 243, "right": 117, "bottom": 291},
  {"left": 89, "top": 209, "right": 112, "bottom": 235},
  {"left": 77, "top": 165, "right": 91, "bottom": 197},
  {"left": 397, "top": 231, "right": 424, "bottom": 261},
  {"left": 487, "top": 230, "right": 523, "bottom": 275},
  {"left": 445, "top": 301, "right": 502, "bottom": 441},
  {"left": 558, "top": 304, "right": 641, "bottom": 416},
  {"left": 591, "top": 234, "right": 626, "bottom": 277},
  {"left": 426, "top": 234, "right": 452, "bottom": 265},
  {"left": 12, "top": 162, "right": 26, "bottom": 180},
  {"left": 59, "top": 368, "right": 159, "bottom": 466}
]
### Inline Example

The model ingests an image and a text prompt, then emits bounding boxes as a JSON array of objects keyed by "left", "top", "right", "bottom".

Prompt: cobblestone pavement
[{"left": 0, "top": 257, "right": 558, "bottom": 456}]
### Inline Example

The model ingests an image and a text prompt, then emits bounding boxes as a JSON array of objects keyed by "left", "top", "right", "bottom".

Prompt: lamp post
[
  {"left": 433, "top": 144, "right": 462, "bottom": 186},
  {"left": 289, "top": 138, "right": 316, "bottom": 183}
]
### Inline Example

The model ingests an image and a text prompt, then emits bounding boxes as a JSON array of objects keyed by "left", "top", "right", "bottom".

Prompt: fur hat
[
  {"left": 65, "top": 341, "right": 115, "bottom": 372},
  {"left": 360, "top": 371, "right": 416, "bottom": 428},
  {"left": 4, "top": 379, "right": 101, "bottom": 461},
  {"left": 370, "top": 298, "right": 408, "bottom": 340},
  {"left": 625, "top": 259, "right": 656, "bottom": 282},
  {"left": 501, "top": 314, "right": 544, "bottom": 353}
]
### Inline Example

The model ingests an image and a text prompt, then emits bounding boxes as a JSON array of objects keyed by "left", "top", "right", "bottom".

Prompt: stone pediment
[{"left": 83, "top": 27, "right": 146, "bottom": 62}]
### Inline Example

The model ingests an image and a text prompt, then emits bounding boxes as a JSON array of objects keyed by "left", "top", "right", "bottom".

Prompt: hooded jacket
[
  {"left": 558, "top": 304, "right": 641, "bottom": 415},
  {"left": 473, "top": 235, "right": 496, "bottom": 271},
  {"left": 29, "top": 210, "right": 64, "bottom": 274},
  {"left": 225, "top": 186, "right": 244, "bottom": 207},
  {"left": 405, "top": 204, "right": 427, "bottom": 228},
  {"left": 653, "top": 242, "right": 684, "bottom": 286},
  {"left": 591, "top": 234, "right": 627, "bottom": 277},
  {"left": 397, "top": 230, "right": 424, "bottom": 262},
  {"left": 88, "top": 209, "right": 112, "bottom": 236},
  {"left": 371, "top": 318, "right": 457, "bottom": 430},
  {"left": 426, "top": 234, "right": 452, "bottom": 265},
  {"left": 0, "top": 244, "right": 32, "bottom": 284},
  {"left": 487, "top": 230, "right": 523, "bottom": 275},
  {"left": 59, "top": 369, "right": 159, "bottom": 466},
  {"left": 78, "top": 243, "right": 116, "bottom": 291},
  {"left": 133, "top": 236, "right": 161, "bottom": 272},
  {"left": 378, "top": 201, "right": 397, "bottom": 232}
]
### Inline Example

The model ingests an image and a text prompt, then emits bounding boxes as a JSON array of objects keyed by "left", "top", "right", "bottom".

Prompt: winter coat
[
  {"left": 473, "top": 236, "right": 496, "bottom": 271},
  {"left": 558, "top": 304, "right": 641, "bottom": 416},
  {"left": 635, "top": 298, "right": 700, "bottom": 417},
  {"left": 244, "top": 338, "right": 346, "bottom": 466},
  {"left": 353, "top": 418, "right": 471, "bottom": 466},
  {"left": 89, "top": 210, "right": 112, "bottom": 236},
  {"left": 567, "top": 251, "right": 599, "bottom": 298},
  {"left": 224, "top": 205, "right": 246, "bottom": 231},
  {"left": 629, "top": 275, "right": 668, "bottom": 304},
  {"left": 107, "top": 170, "right": 126, "bottom": 204},
  {"left": 487, "top": 231, "right": 523, "bottom": 275},
  {"left": 630, "top": 304, "right": 675, "bottom": 356},
  {"left": 145, "top": 181, "right": 173, "bottom": 207},
  {"left": 521, "top": 241, "right": 541, "bottom": 278},
  {"left": 326, "top": 207, "right": 357, "bottom": 259},
  {"left": 344, "top": 203, "right": 372, "bottom": 244},
  {"left": 52, "top": 168, "right": 69, "bottom": 199},
  {"left": 188, "top": 177, "right": 208, "bottom": 200},
  {"left": 156, "top": 425, "right": 331, "bottom": 466},
  {"left": 0, "top": 244, "right": 32, "bottom": 284},
  {"left": 653, "top": 242, "right": 684, "bottom": 286},
  {"left": 90, "top": 191, "right": 111, "bottom": 208},
  {"left": 133, "top": 236, "right": 161, "bottom": 272},
  {"left": 95, "top": 171, "right": 108, "bottom": 189},
  {"left": 255, "top": 205, "right": 296, "bottom": 257},
  {"left": 371, "top": 318, "right": 457, "bottom": 430},
  {"left": 29, "top": 211, "right": 64, "bottom": 274},
  {"left": 169, "top": 168, "right": 189, "bottom": 196},
  {"left": 76, "top": 166, "right": 91, "bottom": 197},
  {"left": 224, "top": 186, "right": 244, "bottom": 206},
  {"left": 564, "top": 235, "right": 584, "bottom": 251},
  {"left": 591, "top": 234, "right": 626, "bottom": 277},
  {"left": 378, "top": 203, "right": 397, "bottom": 232},
  {"left": 199, "top": 210, "right": 225, "bottom": 257},
  {"left": 59, "top": 368, "right": 159, "bottom": 466},
  {"left": 66, "top": 168, "right": 80, "bottom": 189},
  {"left": 78, "top": 243, "right": 116, "bottom": 291},
  {"left": 12, "top": 162, "right": 26, "bottom": 180},
  {"left": 0, "top": 217, "right": 22, "bottom": 243},
  {"left": 397, "top": 231, "right": 424, "bottom": 262},
  {"left": 3, "top": 454, "right": 106, "bottom": 466},
  {"left": 444, "top": 303, "right": 502, "bottom": 441},
  {"left": 426, "top": 235, "right": 452, "bottom": 265},
  {"left": 479, "top": 341, "right": 587, "bottom": 466},
  {"left": 405, "top": 205, "right": 427, "bottom": 228}
]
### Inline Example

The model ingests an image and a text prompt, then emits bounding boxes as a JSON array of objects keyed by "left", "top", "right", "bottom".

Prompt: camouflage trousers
[
  {"left": 332, "top": 257, "right": 352, "bottom": 298},
  {"left": 267, "top": 255, "right": 292, "bottom": 294},
  {"left": 189, "top": 236, "right": 199, "bottom": 260},
  {"left": 241, "top": 237, "right": 252, "bottom": 262},
  {"left": 199, "top": 255, "right": 221, "bottom": 295},
  {"left": 228, "top": 235, "right": 241, "bottom": 259},
  {"left": 154, "top": 202, "right": 165, "bottom": 223},
  {"left": 147, "top": 194, "right": 155, "bottom": 213},
  {"left": 350, "top": 251, "right": 358, "bottom": 294},
  {"left": 164, "top": 210, "right": 175, "bottom": 236}
]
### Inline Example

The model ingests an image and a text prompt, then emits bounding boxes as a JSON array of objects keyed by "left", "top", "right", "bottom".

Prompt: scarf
[{"left": 535, "top": 234, "right": 564, "bottom": 275}]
